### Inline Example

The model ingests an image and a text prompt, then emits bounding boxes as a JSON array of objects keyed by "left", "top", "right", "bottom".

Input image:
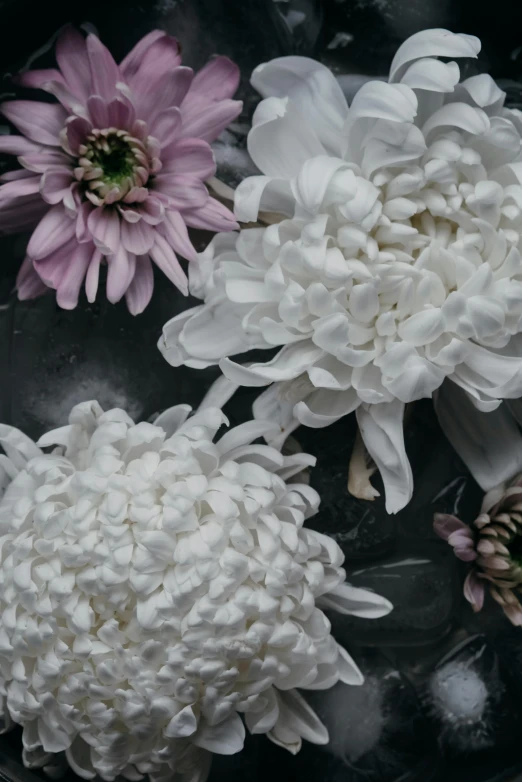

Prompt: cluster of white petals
[
  {"left": 0, "top": 402, "right": 391, "bottom": 782},
  {"left": 160, "top": 29, "right": 522, "bottom": 512}
]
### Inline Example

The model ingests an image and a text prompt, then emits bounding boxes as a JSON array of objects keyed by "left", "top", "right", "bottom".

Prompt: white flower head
[
  {"left": 160, "top": 28, "right": 522, "bottom": 512},
  {"left": 0, "top": 402, "right": 391, "bottom": 782}
]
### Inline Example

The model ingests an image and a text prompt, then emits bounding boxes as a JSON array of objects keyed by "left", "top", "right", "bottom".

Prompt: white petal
[
  {"left": 193, "top": 713, "right": 245, "bottom": 755},
  {"left": 389, "top": 28, "right": 480, "bottom": 83},
  {"left": 199, "top": 374, "right": 239, "bottom": 411},
  {"left": 218, "top": 420, "right": 281, "bottom": 454},
  {"left": 336, "top": 645, "right": 364, "bottom": 686},
  {"left": 460, "top": 74, "right": 506, "bottom": 109},
  {"left": 318, "top": 582, "right": 393, "bottom": 618},
  {"left": 247, "top": 96, "right": 325, "bottom": 179},
  {"left": 221, "top": 341, "right": 324, "bottom": 385},
  {"left": 0, "top": 425, "right": 42, "bottom": 467},
  {"left": 356, "top": 400, "right": 413, "bottom": 514},
  {"left": 422, "top": 102, "right": 490, "bottom": 138},
  {"left": 275, "top": 689, "right": 329, "bottom": 745},
  {"left": 295, "top": 388, "right": 360, "bottom": 428},
  {"left": 399, "top": 58, "right": 460, "bottom": 93},
  {"left": 252, "top": 384, "right": 300, "bottom": 450},
  {"left": 153, "top": 405, "right": 192, "bottom": 438},
  {"left": 245, "top": 687, "right": 279, "bottom": 734},
  {"left": 234, "top": 176, "right": 294, "bottom": 223},
  {"left": 251, "top": 56, "right": 348, "bottom": 155},
  {"left": 435, "top": 380, "right": 522, "bottom": 490}
]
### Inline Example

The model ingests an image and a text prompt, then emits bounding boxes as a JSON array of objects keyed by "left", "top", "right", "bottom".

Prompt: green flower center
[{"left": 76, "top": 128, "right": 151, "bottom": 206}]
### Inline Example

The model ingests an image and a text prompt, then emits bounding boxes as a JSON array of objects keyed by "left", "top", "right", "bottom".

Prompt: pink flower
[
  {"left": 0, "top": 27, "right": 242, "bottom": 313},
  {"left": 434, "top": 476, "right": 522, "bottom": 625}
]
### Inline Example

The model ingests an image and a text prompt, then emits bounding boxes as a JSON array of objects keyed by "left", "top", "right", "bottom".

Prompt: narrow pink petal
[
  {"left": 87, "top": 96, "right": 109, "bottom": 129},
  {"left": 43, "top": 81, "right": 87, "bottom": 115},
  {"left": 106, "top": 245, "right": 135, "bottom": 303},
  {"left": 16, "top": 68, "right": 65, "bottom": 90},
  {"left": 1, "top": 101, "right": 67, "bottom": 146},
  {"left": 0, "top": 195, "right": 49, "bottom": 233},
  {"left": 0, "top": 176, "right": 41, "bottom": 202},
  {"left": 87, "top": 34, "right": 121, "bottom": 102},
  {"left": 122, "top": 32, "right": 181, "bottom": 90},
  {"left": 55, "top": 241, "right": 93, "bottom": 309},
  {"left": 125, "top": 255, "right": 154, "bottom": 314},
  {"left": 0, "top": 169, "right": 36, "bottom": 182},
  {"left": 56, "top": 26, "right": 91, "bottom": 101},
  {"left": 433, "top": 513, "right": 470, "bottom": 541},
  {"left": 463, "top": 571, "right": 485, "bottom": 611},
  {"left": 149, "top": 107, "right": 182, "bottom": 147},
  {"left": 161, "top": 138, "right": 216, "bottom": 178},
  {"left": 16, "top": 256, "right": 49, "bottom": 300},
  {"left": 181, "top": 98, "right": 242, "bottom": 143},
  {"left": 161, "top": 209, "right": 197, "bottom": 262},
  {"left": 154, "top": 174, "right": 208, "bottom": 210},
  {"left": 183, "top": 197, "right": 239, "bottom": 232},
  {"left": 27, "top": 205, "right": 76, "bottom": 259},
  {"left": 106, "top": 96, "right": 136, "bottom": 130},
  {"left": 65, "top": 116, "right": 93, "bottom": 155},
  {"left": 135, "top": 67, "right": 193, "bottom": 124},
  {"left": 190, "top": 56, "right": 240, "bottom": 101},
  {"left": 40, "top": 166, "right": 74, "bottom": 205},
  {"left": 87, "top": 207, "right": 121, "bottom": 254},
  {"left": 138, "top": 196, "right": 165, "bottom": 225},
  {"left": 149, "top": 234, "right": 188, "bottom": 294},
  {"left": 76, "top": 201, "right": 94, "bottom": 243},
  {"left": 121, "top": 219, "right": 155, "bottom": 254},
  {"left": 85, "top": 248, "right": 102, "bottom": 303},
  {"left": 0, "top": 135, "right": 41, "bottom": 156},
  {"left": 20, "top": 150, "right": 71, "bottom": 173},
  {"left": 33, "top": 235, "right": 78, "bottom": 288}
]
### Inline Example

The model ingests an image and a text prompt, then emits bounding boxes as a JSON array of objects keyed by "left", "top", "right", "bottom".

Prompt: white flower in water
[
  {"left": 0, "top": 402, "right": 391, "bottom": 782},
  {"left": 160, "top": 28, "right": 522, "bottom": 512}
]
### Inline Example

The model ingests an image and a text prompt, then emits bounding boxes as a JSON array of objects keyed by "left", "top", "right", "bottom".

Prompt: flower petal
[
  {"left": 317, "top": 582, "right": 393, "bottom": 618},
  {"left": 389, "top": 28, "right": 480, "bottom": 83},
  {"left": 356, "top": 400, "right": 413, "bottom": 514},
  {"left": 55, "top": 26, "right": 91, "bottom": 100},
  {"left": 181, "top": 98, "right": 243, "bottom": 144},
  {"left": 1, "top": 101, "right": 66, "bottom": 146},
  {"left": 16, "top": 256, "right": 49, "bottom": 300},
  {"left": 149, "top": 234, "right": 188, "bottom": 295},
  {"left": 183, "top": 197, "right": 239, "bottom": 232},
  {"left": 87, "top": 34, "right": 121, "bottom": 102},
  {"left": 161, "top": 210, "right": 197, "bottom": 262},
  {"left": 27, "top": 205, "right": 76, "bottom": 260},
  {"left": 435, "top": 380, "right": 522, "bottom": 491},
  {"left": 193, "top": 713, "right": 245, "bottom": 755},
  {"left": 274, "top": 690, "right": 328, "bottom": 746},
  {"left": 87, "top": 207, "right": 121, "bottom": 255},
  {"left": 251, "top": 56, "right": 348, "bottom": 155},
  {"left": 190, "top": 56, "right": 240, "bottom": 101},
  {"left": 463, "top": 571, "right": 485, "bottom": 611},
  {"left": 125, "top": 256, "right": 154, "bottom": 315},
  {"left": 106, "top": 245, "right": 136, "bottom": 303}
]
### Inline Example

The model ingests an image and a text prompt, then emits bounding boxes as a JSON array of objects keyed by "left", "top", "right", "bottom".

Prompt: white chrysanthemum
[
  {"left": 160, "top": 28, "right": 522, "bottom": 513},
  {"left": 0, "top": 402, "right": 391, "bottom": 782}
]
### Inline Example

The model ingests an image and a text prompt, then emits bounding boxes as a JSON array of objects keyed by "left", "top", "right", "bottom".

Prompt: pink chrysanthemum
[{"left": 0, "top": 27, "right": 242, "bottom": 313}]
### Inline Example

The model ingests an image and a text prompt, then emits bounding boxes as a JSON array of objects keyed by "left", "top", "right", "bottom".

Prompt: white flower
[
  {"left": 160, "top": 28, "right": 522, "bottom": 512},
  {"left": 0, "top": 401, "right": 391, "bottom": 782}
]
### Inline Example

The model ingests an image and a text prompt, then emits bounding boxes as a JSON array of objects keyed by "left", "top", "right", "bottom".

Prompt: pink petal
[
  {"left": 106, "top": 96, "right": 136, "bottom": 130},
  {"left": 149, "top": 234, "right": 188, "bottom": 295},
  {"left": 138, "top": 196, "right": 165, "bottom": 225},
  {"left": 161, "top": 138, "right": 216, "bottom": 178},
  {"left": 20, "top": 150, "right": 71, "bottom": 173},
  {"left": 64, "top": 116, "right": 92, "bottom": 155},
  {"left": 27, "top": 204, "right": 76, "bottom": 259},
  {"left": 154, "top": 174, "right": 208, "bottom": 210},
  {"left": 0, "top": 194, "right": 49, "bottom": 233},
  {"left": 87, "top": 34, "right": 121, "bottom": 102},
  {"left": 1, "top": 101, "right": 67, "bottom": 146},
  {"left": 502, "top": 602, "right": 522, "bottom": 626},
  {"left": 0, "top": 169, "right": 36, "bottom": 182},
  {"left": 85, "top": 248, "right": 103, "bottom": 303},
  {"left": 433, "top": 513, "right": 470, "bottom": 541},
  {"left": 463, "top": 571, "right": 485, "bottom": 611},
  {"left": 125, "top": 255, "right": 154, "bottom": 314},
  {"left": 43, "top": 81, "right": 87, "bottom": 115},
  {"left": 0, "top": 176, "right": 41, "bottom": 203},
  {"left": 76, "top": 201, "right": 93, "bottom": 243},
  {"left": 107, "top": 245, "right": 136, "bottom": 303},
  {"left": 16, "top": 256, "right": 49, "bottom": 300},
  {"left": 40, "top": 167, "right": 74, "bottom": 205},
  {"left": 190, "top": 56, "right": 240, "bottom": 101},
  {"left": 56, "top": 26, "right": 91, "bottom": 101},
  {"left": 55, "top": 241, "right": 94, "bottom": 309},
  {"left": 122, "top": 32, "right": 182, "bottom": 91},
  {"left": 134, "top": 67, "right": 193, "bottom": 124},
  {"left": 183, "top": 197, "right": 239, "bottom": 232},
  {"left": 16, "top": 68, "right": 65, "bottom": 90},
  {"left": 181, "top": 98, "right": 242, "bottom": 143},
  {"left": 0, "top": 135, "right": 42, "bottom": 156},
  {"left": 121, "top": 219, "right": 155, "bottom": 255},
  {"left": 33, "top": 235, "right": 78, "bottom": 288},
  {"left": 149, "top": 107, "right": 182, "bottom": 147},
  {"left": 161, "top": 209, "right": 197, "bottom": 262},
  {"left": 87, "top": 207, "right": 121, "bottom": 254},
  {"left": 87, "top": 96, "right": 110, "bottom": 130}
]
